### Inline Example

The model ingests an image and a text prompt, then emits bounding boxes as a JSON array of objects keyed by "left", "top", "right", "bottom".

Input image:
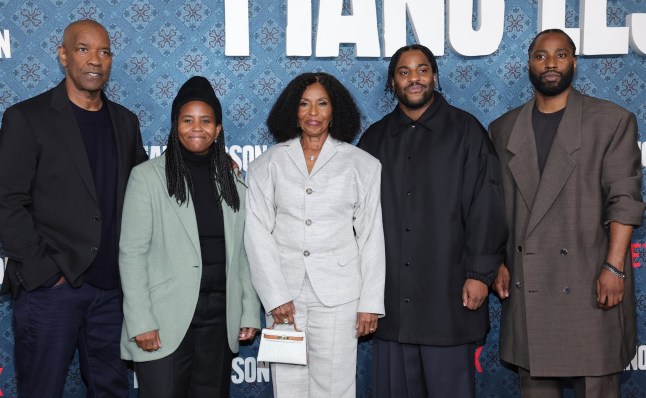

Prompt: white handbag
[{"left": 257, "top": 322, "right": 307, "bottom": 365}]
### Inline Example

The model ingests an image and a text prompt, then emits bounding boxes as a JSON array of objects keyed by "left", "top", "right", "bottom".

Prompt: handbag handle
[{"left": 267, "top": 321, "right": 302, "bottom": 332}]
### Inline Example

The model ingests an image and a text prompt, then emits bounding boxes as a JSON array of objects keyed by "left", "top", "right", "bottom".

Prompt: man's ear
[{"left": 57, "top": 46, "right": 68, "bottom": 68}]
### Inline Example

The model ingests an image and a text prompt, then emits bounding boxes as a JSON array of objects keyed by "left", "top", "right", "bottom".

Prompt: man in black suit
[{"left": 0, "top": 19, "right": 147, "bottom": 397}]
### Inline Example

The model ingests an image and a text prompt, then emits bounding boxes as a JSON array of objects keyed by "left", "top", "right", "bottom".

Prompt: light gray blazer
[
  {"left": 244, "top": 136, "right": 386, "bottom": 316},
  {"left": 119, "top": 154, "right": 260, "bottom": 362}
]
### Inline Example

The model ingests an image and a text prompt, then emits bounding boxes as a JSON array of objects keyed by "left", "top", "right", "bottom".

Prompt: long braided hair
[{"left": 165, "top": 114, "right": 240, "bottom": 212}]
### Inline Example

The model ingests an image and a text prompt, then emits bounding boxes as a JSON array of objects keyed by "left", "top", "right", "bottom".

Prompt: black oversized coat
[{"left": 358, "top": 94, "right": 507, "bottom": 346}]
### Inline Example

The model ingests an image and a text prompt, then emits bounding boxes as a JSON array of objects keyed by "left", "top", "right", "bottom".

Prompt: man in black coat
[
  {"left": 359, "top": 44, "right": 507, "bottom": 397},
  {"left": 0, "top": 19, "right": 147, "bottom": 397}
]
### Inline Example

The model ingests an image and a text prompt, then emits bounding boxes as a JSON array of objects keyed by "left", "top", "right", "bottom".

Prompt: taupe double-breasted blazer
[{"left": 489, "top": 89, "right": 645, "bottom": 377}]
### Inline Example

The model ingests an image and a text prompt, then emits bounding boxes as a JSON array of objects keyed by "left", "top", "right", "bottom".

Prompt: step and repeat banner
[{"left": 1, "top": 0, "right": 645, "bottom": 397}]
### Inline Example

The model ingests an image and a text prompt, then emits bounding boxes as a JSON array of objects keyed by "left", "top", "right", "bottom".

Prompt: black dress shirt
[{"left": 359, "top": 93, "right": 507, "bottom": 346}]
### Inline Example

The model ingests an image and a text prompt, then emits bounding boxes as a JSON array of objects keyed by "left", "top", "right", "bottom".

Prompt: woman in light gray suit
[
  {"left": 119, "top": 76, "right": 260, "bottom": 398},
  {"left": 245, "top": 72, "right": 386, "bottom": 397}
]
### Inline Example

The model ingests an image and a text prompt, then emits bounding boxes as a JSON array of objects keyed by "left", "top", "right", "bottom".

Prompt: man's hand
[
  {"left": 597, "top": 268, "right": 624, "bottom": 310},
  {"left": 462, "top": 279, "right": 488, "bottom": 310},
  {"left": 493, "top": 263, "right": 510, "bottom": 300},
  {"left": 135, "top": 330, "right": 162, "bottom": 352},
  {"left": 271, "top": 301, "right": 296, "bottom": 325},
  {"left": 355, "top": 312, "right": 378, "bottom": 337}
]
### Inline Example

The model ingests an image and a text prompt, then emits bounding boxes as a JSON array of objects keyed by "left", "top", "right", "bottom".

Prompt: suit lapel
[
  {"left": 106, "top": 99, "right": 127, "bottom": 216},
  {"left": 524, "top": 90, "right": 582, "bottom": 238},
  {"left": 309, "top": 136, "right": 339, "bottom": 177},
  {"left": 222, "top": 187, "right": 237, "bottom": 275},
  {"left": 153, "top": 156, "right": 201, "bottom": 259},
  {"left": 285, "top": 138, "right": 309, "bottom": 178},
  {"left": 507, "top": 99, "right": 540, "bottom": 213},
  {"left": 51, "top": 81, "right": 98, "bottom": 205},
  {"left": 285, "top": 136, "right": 340, "bottom": 178}
]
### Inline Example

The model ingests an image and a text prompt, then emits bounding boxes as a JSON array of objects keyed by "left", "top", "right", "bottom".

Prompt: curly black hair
[
  {"left": 385, "top": 44, "right": 440, "bottom": 94},
  {"left": 528, "top": 28, "right": 577, "bottom": 58},
  {"left": 266, "top": 72, "right": 361, "bottom": 143}
]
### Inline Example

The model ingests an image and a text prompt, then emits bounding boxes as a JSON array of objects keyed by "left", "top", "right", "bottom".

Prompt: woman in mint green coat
[{"left": 119, "top": 76, "right": 260, "bottom": 398}]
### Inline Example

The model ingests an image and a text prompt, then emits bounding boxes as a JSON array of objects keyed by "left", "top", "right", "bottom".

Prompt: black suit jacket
[{"left": 0, "top": 80, "right": 148, "bottom": 296}]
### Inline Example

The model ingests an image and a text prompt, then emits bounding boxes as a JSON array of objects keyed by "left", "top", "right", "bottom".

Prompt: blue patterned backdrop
[{"left": 0, "top": 0, "right": 645, "bottom": 397}]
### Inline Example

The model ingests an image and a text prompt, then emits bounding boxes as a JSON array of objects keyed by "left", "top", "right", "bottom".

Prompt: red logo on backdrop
[
  {"left": 475, "top": 346, "right": 483, "bottom": 373},
  {"left": 632, "top": 243, "right": 644, "bottom": 268}
]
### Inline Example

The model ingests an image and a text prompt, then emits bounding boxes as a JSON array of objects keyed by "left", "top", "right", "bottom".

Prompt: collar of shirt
[
  {"left": 390, "top": 92, "right": 448, "bottom": 136},
  {"left": 277, "top": 135, "right": 344, "bottom": 150}
]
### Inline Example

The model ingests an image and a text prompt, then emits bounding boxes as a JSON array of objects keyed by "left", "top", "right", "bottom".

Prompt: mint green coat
[{"left": 119, "top": 154, "right": 260, "bottom": 362}]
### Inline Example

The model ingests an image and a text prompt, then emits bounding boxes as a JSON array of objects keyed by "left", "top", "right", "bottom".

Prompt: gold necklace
[{"left": 301, "top": 138, "right": 320, "bottom": 161}]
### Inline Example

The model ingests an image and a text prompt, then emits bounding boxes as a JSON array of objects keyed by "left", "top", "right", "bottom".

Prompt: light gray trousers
[{"left": 269, "top": 275, "right": 359, "bottom": 398}]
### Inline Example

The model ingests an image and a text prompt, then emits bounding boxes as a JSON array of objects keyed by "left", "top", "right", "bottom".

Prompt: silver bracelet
[{"left": 601, "top": 262, "right": 626, "bottom": 279}]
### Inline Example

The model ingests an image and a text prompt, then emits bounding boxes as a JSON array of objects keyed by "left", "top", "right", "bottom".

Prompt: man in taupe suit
[{"left": 490, "top": 29, "right": 645, "bottom": 398}]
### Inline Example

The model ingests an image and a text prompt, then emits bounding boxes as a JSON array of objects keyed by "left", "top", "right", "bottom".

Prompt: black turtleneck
[{"left": 180, "top": 146, "right": 226, "bottom": 294}]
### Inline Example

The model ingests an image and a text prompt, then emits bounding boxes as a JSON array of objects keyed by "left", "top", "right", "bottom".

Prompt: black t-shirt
[{"left": 532, "top": 106, "right": 565, "bottom": 175}]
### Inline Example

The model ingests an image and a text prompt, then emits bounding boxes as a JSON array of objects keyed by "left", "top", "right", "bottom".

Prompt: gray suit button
[
  {"left": 563, "top": 287, "right": 570, "bottom": 294},
  {"left": 305, "top": 219, "right": 312, "bottom": 226},
  {"left": 404, "top": 298, "right": 411, "bottom": 303},
  {"left": 306, "top": 188, "right": 313, "bottom": 194},
  {"left": 560, "top": 248, "right": 568, "bottom": 255},
  {"left": 94, "top": 215, "right": 101, "bottom": 221},
  {"left": 90, "top": 246, "right": 98, "bottom": 253},
  {"left": 303, "top": 251, "right": 310, "bottom": 257},
  {"left": 515, "top": 282, "right": 523, "bottom": 289},
  {"left": 517, "top": 245, "right": 523, "bottom": 252}
]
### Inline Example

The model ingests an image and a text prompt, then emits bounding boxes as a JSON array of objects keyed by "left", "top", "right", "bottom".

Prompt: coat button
[
  {"left": 517, "top": 245, "right": 523, "bottom": 252},
  {"left": 404, "top": 298, "right": 410, "bottom": 303},
  {"left": 305, "top": 219, "right": 312, "bottom": 226},
  {"left": 515, "top": 281, "right": 523, "bottom": 289},
  {"left": 306, "top": 188, "right": 313, "bottom": 194},
  {"left": 303, "top": 251, "right": 310, "bottom": 257},
  {"left": 563, "top": 287, "right": 570, "bottom": 294},
  {"left": 560, "top": 248, "right": 568, "bottom": 255},
  {"left": 90, "top": 246, "right": 98, "bottom": 253},
  {"left": 93, "top": 215, "right": 101, "bottom": 221},
  {"left": 404, "top": 262, "right": 410, "bottom": 267},
  {"left": 405, "top": 228, "right": 410, "bottom": 232}
]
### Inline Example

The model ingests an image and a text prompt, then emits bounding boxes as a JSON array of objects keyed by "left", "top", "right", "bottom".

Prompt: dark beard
[
  {"left": 396, "top": 84, "right": 434, "bottom": 109},
  {"left": 529, "top": 67, "right": 574, "bottom": 96}
]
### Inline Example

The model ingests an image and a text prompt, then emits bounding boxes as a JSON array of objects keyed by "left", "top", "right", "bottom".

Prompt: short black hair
[
  {"left": 386, "top": 44, "right": 439, "bottom": 94},
  {"left": 266, "top": 72, "right": 361, "bottom": 143},
  {"left": 528, "top": 29, "right": 577, "bottom": 58}
]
